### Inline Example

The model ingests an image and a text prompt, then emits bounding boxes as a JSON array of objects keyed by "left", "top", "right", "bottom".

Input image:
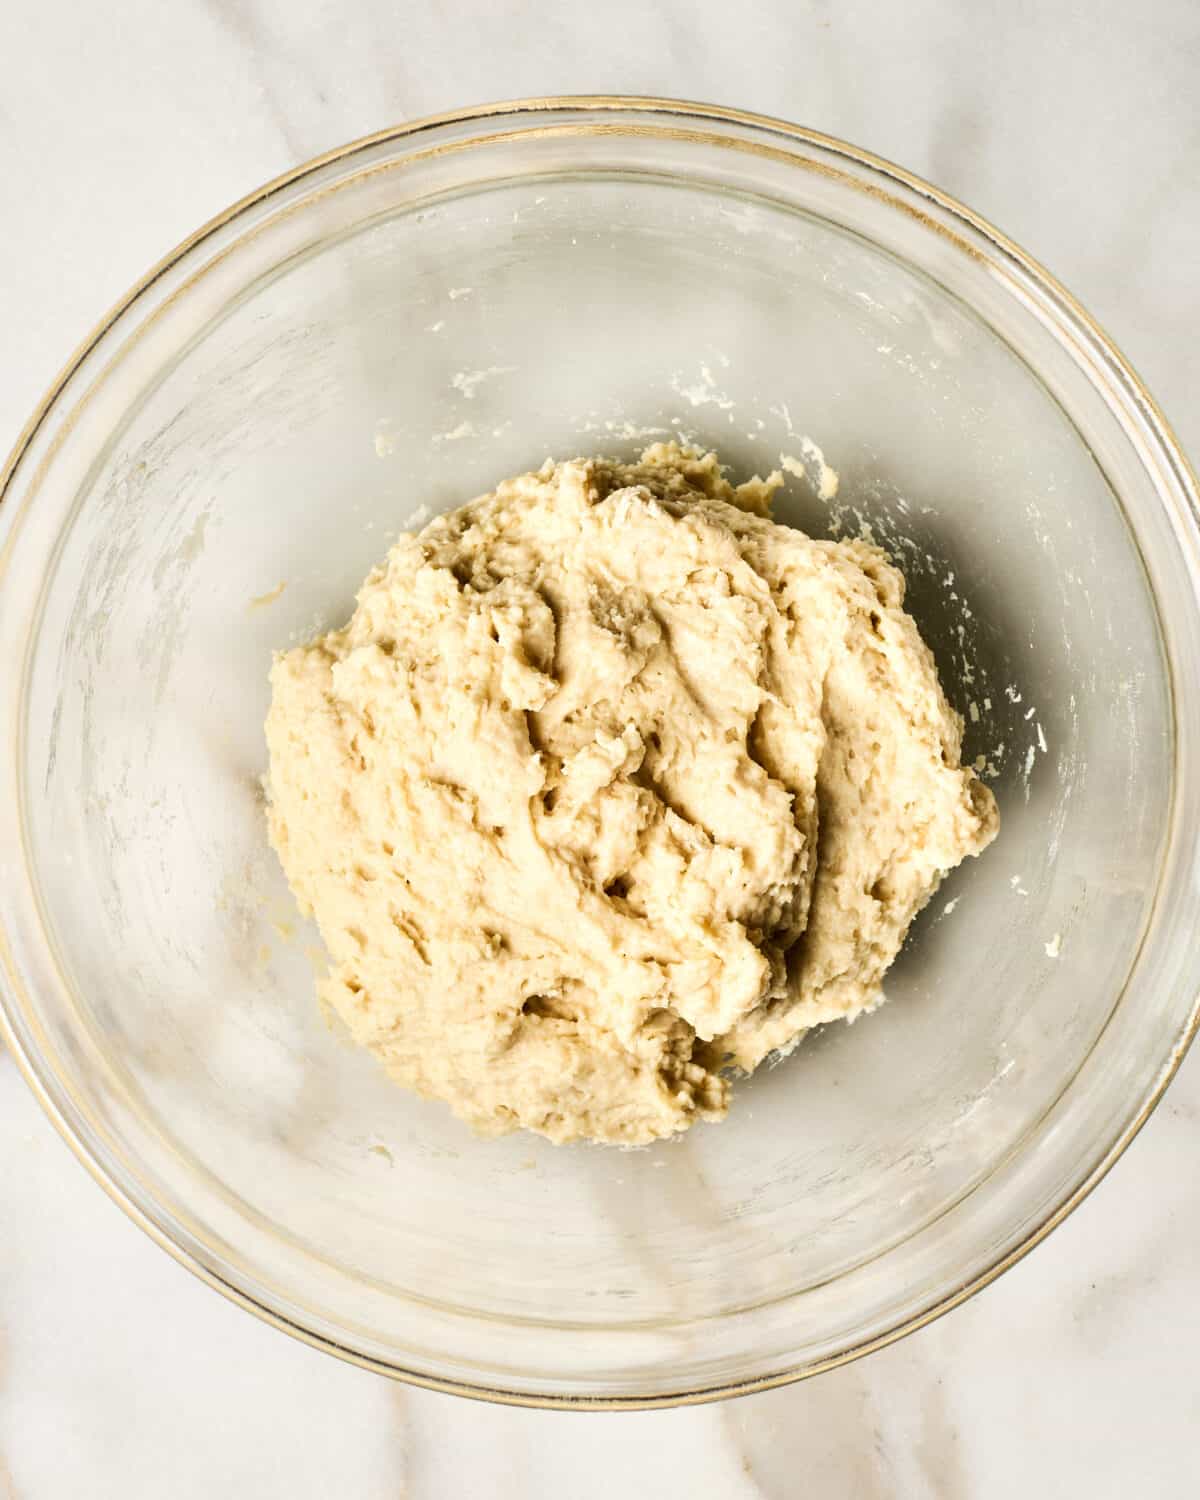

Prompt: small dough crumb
[
  {"left": 265, "top": 445, "right": 998, "bottom": 1144},
  {"left": 781, "top": 439, "right": 840, "bottom": 501},
  {"left": 249, "top": 580, "right": 287, "bottom": 611}
]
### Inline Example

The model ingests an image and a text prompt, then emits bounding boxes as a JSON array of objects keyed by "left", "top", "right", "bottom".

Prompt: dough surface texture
[{"left": 265, "top": 445, "right": 998, "bottom": 1144}]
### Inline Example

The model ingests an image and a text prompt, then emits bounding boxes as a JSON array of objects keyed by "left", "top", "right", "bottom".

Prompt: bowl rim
[{"left": 2, "top": 94, "right": 1199, "bottom": 1411}]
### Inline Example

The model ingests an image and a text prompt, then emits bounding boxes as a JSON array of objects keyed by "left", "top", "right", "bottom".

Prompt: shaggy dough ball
[{"left": 265, "top": 445, "right": 997, "bottom": 1144}]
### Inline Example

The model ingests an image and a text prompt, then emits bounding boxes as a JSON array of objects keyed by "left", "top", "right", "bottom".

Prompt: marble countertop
[{"left": 3, "top": 2, "right": 1199, "bottom": 1495}]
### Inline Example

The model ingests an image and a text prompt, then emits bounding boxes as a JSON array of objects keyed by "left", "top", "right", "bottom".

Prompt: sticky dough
[{"left": 265, "top": 445, "right": 998, "bottom": 1144}]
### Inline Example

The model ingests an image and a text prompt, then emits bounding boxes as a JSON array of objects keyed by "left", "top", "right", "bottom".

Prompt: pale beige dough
[{"left": 265, "top": 445, "right": 998, "bottom": 1144}]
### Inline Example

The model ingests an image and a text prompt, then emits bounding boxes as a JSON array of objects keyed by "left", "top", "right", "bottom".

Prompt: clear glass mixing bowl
[{"left": 2, "top": 99, "right": 1199, "bottom": 1408}]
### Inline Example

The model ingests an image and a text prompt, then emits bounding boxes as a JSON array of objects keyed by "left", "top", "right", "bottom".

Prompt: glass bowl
[{"left": 2, "top": 98, "right": 1199, "bottom": 1409}]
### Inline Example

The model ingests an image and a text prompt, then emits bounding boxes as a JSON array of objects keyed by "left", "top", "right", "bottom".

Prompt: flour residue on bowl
[
  {"left": 670, "top": 364, "right": 735, "bottom": 411},
  {"left": 451, "top": 366, "right": 517, "bottom": 400}
]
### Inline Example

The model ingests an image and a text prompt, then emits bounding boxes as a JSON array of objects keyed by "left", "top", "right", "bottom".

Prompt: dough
[{"left": 265, "top": 445, "right": 998, "bottom": 1144}]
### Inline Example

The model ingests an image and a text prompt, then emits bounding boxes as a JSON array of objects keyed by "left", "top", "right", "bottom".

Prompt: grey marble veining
[{"left": 2, "top": 2, "right": 1199, "bottom": 1495}]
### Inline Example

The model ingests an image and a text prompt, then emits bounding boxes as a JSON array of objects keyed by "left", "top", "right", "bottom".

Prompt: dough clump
[{"left": 266, "top": 445, "right": 997, "bottom": 1144}]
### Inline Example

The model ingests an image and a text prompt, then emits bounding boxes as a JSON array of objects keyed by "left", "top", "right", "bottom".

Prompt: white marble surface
[{"left": 2, "top": 2, "right": 1200, "bottom": 1495}]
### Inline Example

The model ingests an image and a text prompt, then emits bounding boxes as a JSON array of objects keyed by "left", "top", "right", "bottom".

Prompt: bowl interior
[{"left": 3, "top": 115, "right": 1184, "bottom": 1401}]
